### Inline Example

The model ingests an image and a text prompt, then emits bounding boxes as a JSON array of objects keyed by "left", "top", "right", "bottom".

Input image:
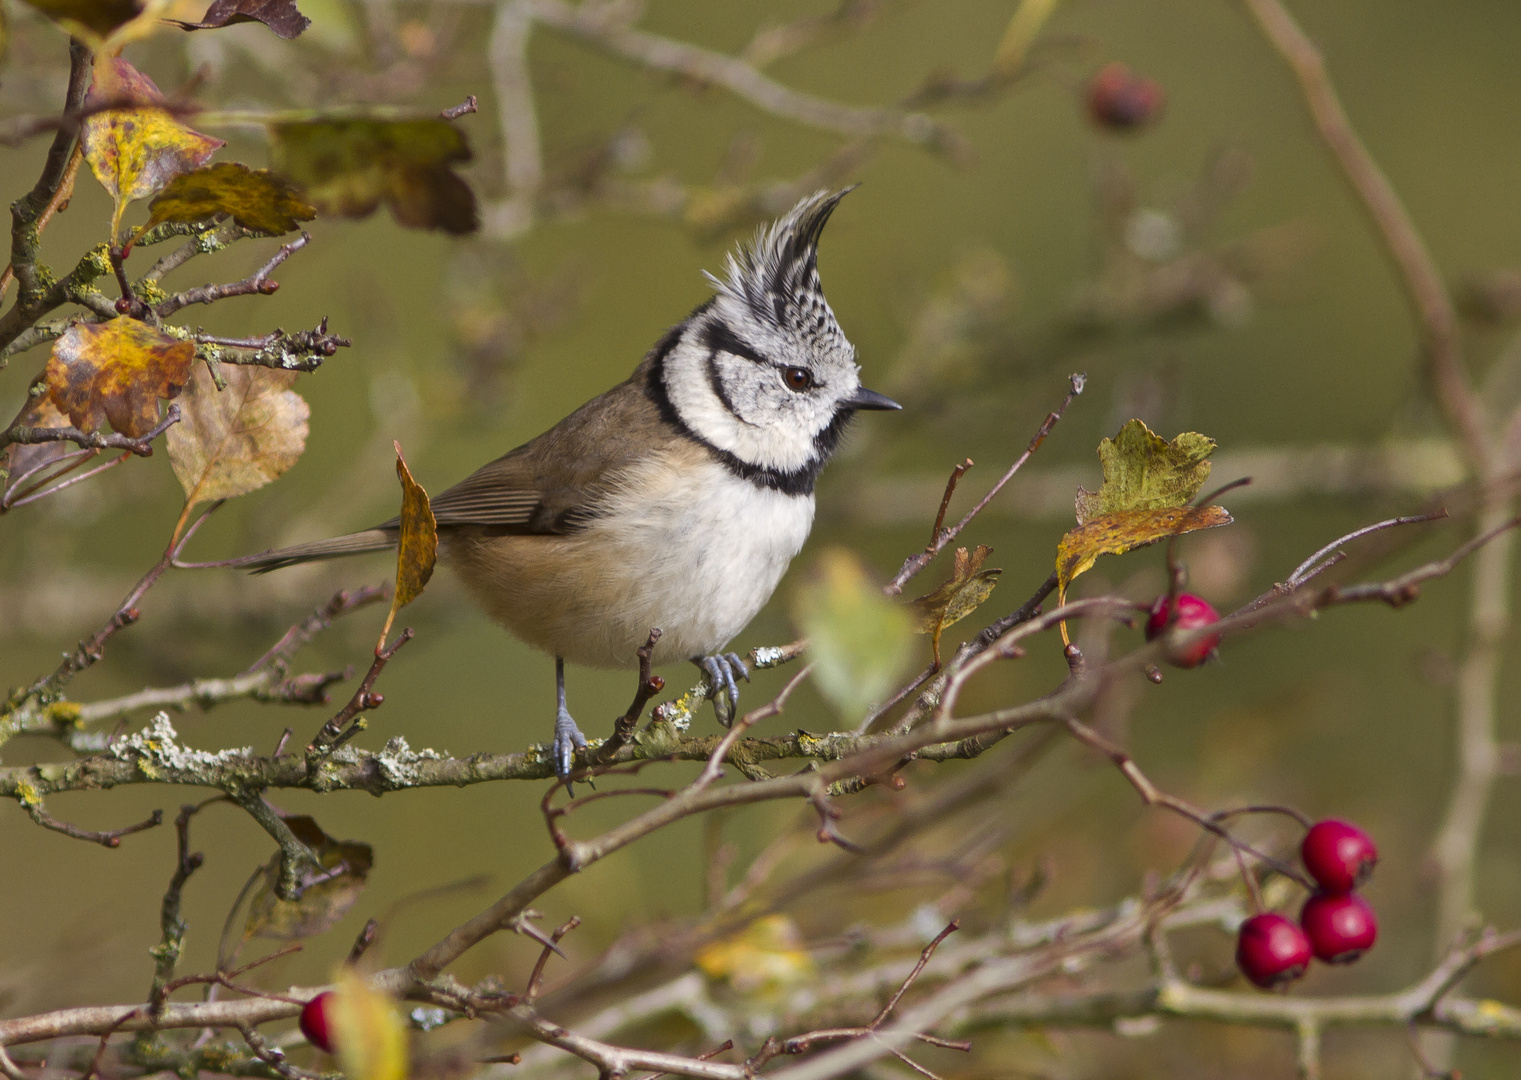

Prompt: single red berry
[
  {"left": 1236, "top": 912, "right": 1312, "bottom": 989},
  {"left": 1145, "top": 593, "right": 1222, "bottom": 668},
  {"left": 299, "top": 991, "right": 335, "bottom": 1053},
  {"left": 114, "top": 297, "right": 133, "bottom": 314},
  {"left": 1301, "top": 819, "right": 1378, "bottom": 894},
  {"left": 1087, "top": 62, "right": 1166, "bottom": 131},
  {"left": 1300, "top": 892, "right": 1377, "bottom": 964}
]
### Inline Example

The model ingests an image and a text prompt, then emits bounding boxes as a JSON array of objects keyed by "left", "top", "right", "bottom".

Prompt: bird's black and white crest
[
  {"left": 651, "top": 188, "right": 895, "bottom": 497},
  {"left": 704, "top": 188, "right": 854, "bottom": 357}
]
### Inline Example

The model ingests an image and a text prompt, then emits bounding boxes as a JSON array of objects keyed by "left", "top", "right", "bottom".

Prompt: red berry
[
  {"left": 1301, "top": 819, "right": 1378, "bottom": 894},
  {"left": 1087, "top": 63, "right": 1166, "bottom": 131},
  {"left": 299, "top": 991, "right": 335, "bottom": 1052},
  {"left": 1145, "top": 593, "right": 1222, "bottom": 668},
  {"left": 1300, "top": 892, "right": 1377, "bottom": 964},
  {"left": 1236, "top": 912, "right": 1312, "bottom": 989}
]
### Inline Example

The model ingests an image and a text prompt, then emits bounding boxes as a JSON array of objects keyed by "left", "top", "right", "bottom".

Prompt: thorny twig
[
  {"left": 154, "top": 234, "right": 310, "bottom": 319},
  {"left": 20, "top": 803, "right": 163, "bottom": 848},
  {"left": 598, "top": 629, "right": 664, "bottom": 762},
  {"left": 0, "top": 404, "right": 181, "bottom": 457}
]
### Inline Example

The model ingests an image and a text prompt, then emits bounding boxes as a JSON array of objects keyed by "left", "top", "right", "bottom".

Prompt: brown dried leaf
[
  {"left": 145, "top": 162, "right": 316, "bottom": 236},
  {"left": 2, "top": 397, "right": 89, "bottom": 502},
  {"left": 81, "top": 58, "right": 224, "bottom": 237},
  {"left": 378, "top": 442, "right": 437, "bottom": 645},
  {"left": 168, "top": 0, "right": 309, "bottom": 38},
  {"left": 909, "top": 545, "right": 1002, "bottom": 666},
  {"left": 270, "top": 117, "right": 477, "bottom": 234},
  {"left": 44, "top": 317, "right": 195, "bottom": 437},
  {"left": 1074, "top": 419, "right": 1217, "bottom": 526},
  {"left": 21, "top": 0, "right": 140, "bottom": 37},
  {"left": 244, "top": 815, "right": 373, "bottom": 940},
  {"left": 167, "top": 362, "right": 310, "bottom": 509},
  {"left": 1056, "top": 505, "right": 1233, "bottom": 597}
]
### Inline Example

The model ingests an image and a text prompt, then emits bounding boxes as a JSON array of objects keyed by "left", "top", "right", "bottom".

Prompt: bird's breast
[{"left": 444, "top": 456, "right": 814, "bottom": 668}]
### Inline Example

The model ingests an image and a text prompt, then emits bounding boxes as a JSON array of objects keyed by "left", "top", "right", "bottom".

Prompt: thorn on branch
[
  {"left": 348, "top": 918, "right": 381, "bottom": 964},
  {"left": 524, "top": 915, "right": 580, "bottom": 1002}
]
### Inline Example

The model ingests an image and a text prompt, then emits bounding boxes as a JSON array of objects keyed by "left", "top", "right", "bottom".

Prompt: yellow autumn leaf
[
  {"left": 378, "top": 442, "right": 437, "bottom": 647},
  {"left": 330, "top": 969, "right": 407, "bottom": 1080},
  {"left": 1056, "top": 506, "right": 1233, "bottom": 598},
  {"left": 695, "top": 915, "right": 815, "bottom": 996},
  {"left": 42, "top": 317, "right": 194, "bottom": 437},
  {"left": 908, "top": 544, "right": 1002, "bottom": 667},
  {"left": 81, "top": 58, "right": 224, "bottom": 240}
]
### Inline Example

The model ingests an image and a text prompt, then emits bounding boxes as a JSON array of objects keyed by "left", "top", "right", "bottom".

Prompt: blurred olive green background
[{"left": 4, "top": 1, "right": 1521, "bottom": 1076}]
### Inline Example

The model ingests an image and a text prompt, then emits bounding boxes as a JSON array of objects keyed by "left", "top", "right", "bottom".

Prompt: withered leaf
[
  {"left": 909, "top": 545, "right": 1002, "bottom": 667},
  {"left": 168, "top": 0, "right": 309, "bottom": 38},
  {"left": 44, "top": 317, "right": 195, "bottom": 437},
  {"left": 145, "top": 162, "right": 316, "bottom": 236},
  {"left": 1056, "top": 505, "right": 1233, "bottom": 598},
  {"left": 378, "top": 442, "right": 437, "bottom": 646},
  {"left": 167, "top": 361, "right": 310, "bottom": 509},
  {"left": 1075, "top": 419, "right": 1217, "bottom": 526},
  {"left": 244, "top": 815, "right": 373, "bottom": 940},
  {"left": 81, "top": 58, "right": 224, "bottom": 237},
  {"left": 695, "top": 914, "right": 815, "bottom": 996},
  {"left": 21, "top": 0, "right": 140, "bottom": 37},
  {"left": 270, "top": 117, "right": 477, "bottom": 234}
]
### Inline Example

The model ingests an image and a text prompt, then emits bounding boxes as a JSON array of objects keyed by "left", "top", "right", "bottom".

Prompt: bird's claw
[
  {"left": 698, "top": 652, "right": 751, "bottom": 728},
  {"left": 553, "top": 707, "right": 589, "bottom": 794}
]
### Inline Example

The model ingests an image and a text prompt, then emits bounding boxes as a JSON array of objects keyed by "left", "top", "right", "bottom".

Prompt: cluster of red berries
[
  {"left": 1236, "top": 820, "right": 1380, "bottom": 989},
  {"left": 1145, "top": 593, "right": 1222, "bottom": 668},
  {"left": 299, "top": 991, "right": 335, "bottom": 1053}
]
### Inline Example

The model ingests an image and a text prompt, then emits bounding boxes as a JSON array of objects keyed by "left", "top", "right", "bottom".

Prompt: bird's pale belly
[{"left": 443, "top": 460, "right": 814, "bottom": 669}]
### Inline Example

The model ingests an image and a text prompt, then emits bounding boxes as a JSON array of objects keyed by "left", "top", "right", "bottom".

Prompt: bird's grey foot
[
  {"left": 696, "top": 652, "right": 751, "bottom": 728},
  {"left": 553, "top": 706, "right": 588, "bottom": 792}
]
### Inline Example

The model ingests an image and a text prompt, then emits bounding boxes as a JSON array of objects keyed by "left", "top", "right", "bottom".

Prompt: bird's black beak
[{"left": 843, "top": 386, "right": 902, "bottom": 411}]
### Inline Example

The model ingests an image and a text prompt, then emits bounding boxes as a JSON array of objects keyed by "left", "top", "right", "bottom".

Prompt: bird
[{"left": 225, "top": 188, "right": 899, "bottom": 783}]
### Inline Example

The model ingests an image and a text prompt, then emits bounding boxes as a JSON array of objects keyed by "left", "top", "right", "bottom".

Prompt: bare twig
[
  {"left": 20, "top": 803, "right": 163, "bottom": 848},
  {"left": 886, "top": 374, "right": 1083, "bottom": 596},
  {"left": 307, "top": 629, "right": 415, "bottom": 754},
  {"left": 154, "top": 234, "right": 310, "bottom": 319},
  {"left": 598, "top": 629, "right": 664, "bottom": 762},
  {"left": 0, "top": 405, "right": 181, "bottom": 457}
]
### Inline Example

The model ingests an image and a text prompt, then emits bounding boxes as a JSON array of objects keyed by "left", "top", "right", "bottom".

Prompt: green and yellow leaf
[
  {"left": 145, "top": 162, "right": 316, "bottom": 236},
  {"left": 167, "top": 361, "right": 310, "bottom": 509},
  {"left": 1056, "top": 505, "right": 1233, "bottom": 597},
  {"left": 1074, "top": 418, "right": 1216, "bottom": 525}
]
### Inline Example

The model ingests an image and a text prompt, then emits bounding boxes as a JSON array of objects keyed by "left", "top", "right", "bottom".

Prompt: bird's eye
[{"left": 782, "top": 366, "right": 814, "bottom": 392}]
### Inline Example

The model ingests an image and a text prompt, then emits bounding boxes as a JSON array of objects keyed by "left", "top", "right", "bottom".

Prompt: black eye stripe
[{"left": 700, "top": 320, "right": 768, "bottom": 365}]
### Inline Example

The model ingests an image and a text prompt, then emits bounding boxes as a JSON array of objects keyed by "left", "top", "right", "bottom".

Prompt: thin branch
[
  {"left": 885, "top": 373, "right": 1083, "bottom": 596},
  {"left": 525, "top": 0, "right": 967, "bottom": 158},
  {"left": 1242, "top": 0, "right": 1488, "bottom": 474},
  {"left": 1287, "top": 511, "right": 1447, "bottom": 586},
  {"left": 598, "top": 629, "right": 664, "bottom": 763},
  {"left": 307, "top": 629, "right": 414, "bottom": 754},
  {"left": 154, "top": 234, "right": 310, "bottom": 319},
  {"left": 0, "top": 404, "right": 181, "bottom": 457},
  {"left": 20, "top": 803, "right": 163, "bottom": 848}
]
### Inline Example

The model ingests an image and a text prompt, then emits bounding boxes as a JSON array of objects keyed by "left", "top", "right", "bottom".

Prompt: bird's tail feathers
[{"left": 203, "top": 529, "right": 398, "bottom": 574}]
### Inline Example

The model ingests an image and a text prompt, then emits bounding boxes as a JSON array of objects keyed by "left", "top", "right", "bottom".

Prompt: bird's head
[{"left": 656, "top": 188, "right": 899, "bottom": 490}]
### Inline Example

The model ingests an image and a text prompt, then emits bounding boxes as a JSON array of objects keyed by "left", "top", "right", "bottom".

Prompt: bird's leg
[
  {"left": 694, "top": 652, "right": 750, "bottom": 729},
  {"left": 552, "top": 657, "right": 588, "bottom": 790}
]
